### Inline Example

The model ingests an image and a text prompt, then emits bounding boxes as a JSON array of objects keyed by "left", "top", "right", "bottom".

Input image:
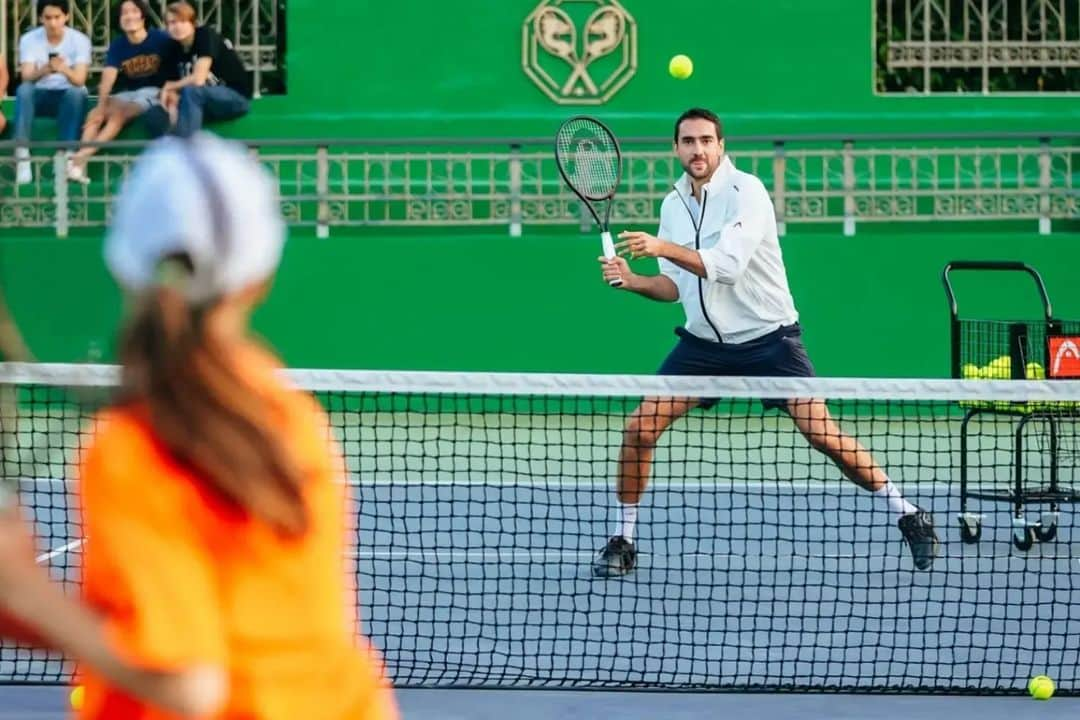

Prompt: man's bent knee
[{"left": 624, "top": 418, "right": 664, "bottom": 450}]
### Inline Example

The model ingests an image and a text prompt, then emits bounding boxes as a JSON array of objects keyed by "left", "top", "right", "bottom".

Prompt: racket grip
[
  {"left": 600, "top": 231, "right": 616, "bottom": 260},
  {"left": 600, "top": 231, "right": 623, "bottom": 287}
]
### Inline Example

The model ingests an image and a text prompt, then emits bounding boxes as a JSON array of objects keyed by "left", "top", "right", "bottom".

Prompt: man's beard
[{"left": 683, "top": 157, "right": 716, "bottom": 179}]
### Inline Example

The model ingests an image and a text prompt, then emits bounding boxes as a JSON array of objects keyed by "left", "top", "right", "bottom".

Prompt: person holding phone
[{"left": 12, "top": 0, "right": 91, "bottom": 184}]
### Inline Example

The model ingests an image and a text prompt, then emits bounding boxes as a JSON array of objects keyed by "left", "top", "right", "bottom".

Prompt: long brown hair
[{"left": 117, "top": 261, "right": 308, "bottom": 536}]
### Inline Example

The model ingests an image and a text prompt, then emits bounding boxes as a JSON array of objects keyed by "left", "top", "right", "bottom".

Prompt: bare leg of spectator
[{"left": 69, "top": 103, "right": 140, "bottom": 182}]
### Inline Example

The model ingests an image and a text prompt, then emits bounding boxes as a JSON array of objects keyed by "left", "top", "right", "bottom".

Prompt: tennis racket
[{"left": 554, "top": 116, "right": 624, "bottom": 287}]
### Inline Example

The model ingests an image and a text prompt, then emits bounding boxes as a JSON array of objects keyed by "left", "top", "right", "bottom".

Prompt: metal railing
[
  {"left": 2, "top": 0, "right": 282, "bottom": 95},
  {"left": 1, "top": 132, "right": 1077, "bottom": 238},
  {"left": 877, "top": 0, "right": 1080, "bottom": 94}
]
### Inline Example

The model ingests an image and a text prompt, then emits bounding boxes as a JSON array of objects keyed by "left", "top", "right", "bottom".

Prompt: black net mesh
[{"left": 1, "top": 367, "right": 1079, "bottom": 694}]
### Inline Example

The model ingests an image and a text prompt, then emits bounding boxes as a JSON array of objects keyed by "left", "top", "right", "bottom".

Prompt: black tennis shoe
[
  {"left": 898, "top": 509, "right": 939, "bottom": 570},
  {"left": 592, "top": 535, "right": 637, "bottom": 578}
]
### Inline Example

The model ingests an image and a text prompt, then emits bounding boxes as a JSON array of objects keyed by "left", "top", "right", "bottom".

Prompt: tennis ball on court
[
  {"left": 1026, "top": 362, "right": 1046, "bottom": 379},
  {"left": 961, "top": 363, "right": 980, "bottom": 379},
  {"left": 1028, "top": 674, "right": 1054, "bottom": 700},
  {"left": 70, "top": 685, "right": 84, "bottom": 710},
  {"left": 669, "top": 54, "right": 693, "bottom": 80}
]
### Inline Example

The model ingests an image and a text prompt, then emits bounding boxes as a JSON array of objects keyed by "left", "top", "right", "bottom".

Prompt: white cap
[{"left": 105, "top": 133, "right": 286, "bottom": 304}]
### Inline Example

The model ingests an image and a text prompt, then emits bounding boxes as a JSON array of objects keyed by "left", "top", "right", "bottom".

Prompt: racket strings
[{"left": 556, "top": 120, "right": 620, "bottom": 200}]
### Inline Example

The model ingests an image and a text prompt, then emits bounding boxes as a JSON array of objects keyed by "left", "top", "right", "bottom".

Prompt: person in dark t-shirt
[
  {"left": 68, "top": 0, "right": 171, "bottom": 182},
  {"left": 159, "top": 0, "right": 251, "bottom": 137}
]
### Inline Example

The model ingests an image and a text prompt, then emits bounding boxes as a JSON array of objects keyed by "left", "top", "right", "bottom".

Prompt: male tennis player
[{"left": 593, "top": 107, "right": 939, "bottom": 577}]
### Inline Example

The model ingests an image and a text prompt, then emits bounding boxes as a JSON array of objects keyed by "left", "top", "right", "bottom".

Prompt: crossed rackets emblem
[{"left": 523, "top": 0, "right": 638, "bottom": 105}]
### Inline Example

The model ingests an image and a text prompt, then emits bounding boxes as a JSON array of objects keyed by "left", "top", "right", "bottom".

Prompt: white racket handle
[
  {"left": 601, "top": 231, "right": 616, "bottom": 260},
  {"left": 600, "top": 231, "right": 623, "bottom": 287}
]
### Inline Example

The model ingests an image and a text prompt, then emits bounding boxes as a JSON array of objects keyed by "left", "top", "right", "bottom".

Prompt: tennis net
[{"left": 1, "top": 363, "right": 1079, "bottom": 694}]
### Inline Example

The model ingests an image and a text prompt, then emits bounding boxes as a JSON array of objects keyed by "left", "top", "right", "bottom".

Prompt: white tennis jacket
[{"left": 656, "top": 156, "right": 799, "bottom": 345}]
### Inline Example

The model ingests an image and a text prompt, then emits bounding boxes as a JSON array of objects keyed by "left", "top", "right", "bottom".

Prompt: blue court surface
[
  {"left": 3, "top": 406, "right": 1079, "bottom": 714},
  {"left": 355, "top": 483, "right": 1080, "bottom": 692},
  {"left": 1, "top": 686, "right": 1077, "bottom": 719}
]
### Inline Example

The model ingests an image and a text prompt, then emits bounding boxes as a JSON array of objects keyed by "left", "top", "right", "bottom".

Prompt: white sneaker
[
  {"left": 66, "top": 157, "right": 90, "bottom": 185},
  {"left": 15, "top": 160, "right": 32, "bottom": 185}
]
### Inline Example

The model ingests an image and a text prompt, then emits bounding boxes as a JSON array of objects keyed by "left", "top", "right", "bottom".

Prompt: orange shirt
[{"left": 76, "top": 346, "right": 397, "bottom": 720}]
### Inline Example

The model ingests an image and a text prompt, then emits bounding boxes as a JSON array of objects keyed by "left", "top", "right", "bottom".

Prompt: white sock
[
  {"left": 873, "top": 478, "right": 917, "bottom": 520},
  {"left": 616, "top": 502, "right": 639, "bottom": 542},
  {"left": 15, "top": 147, "right": 29, "bottom": 161}
]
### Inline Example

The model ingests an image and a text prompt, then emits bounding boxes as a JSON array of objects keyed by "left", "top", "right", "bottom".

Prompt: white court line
[
  {"left": 351, "top": 477, "right": 850, "bottom": 488},
  {"left": 21, "top": 475, "right": 960, "bottom": 490},
  {"left": 346, "top": 548, "right": 1078, "bottom": 562},
  {"left": 347, "top": 475, "right": 962, "bottom": 489},
  {"left": 23, "top": 539, "right": 1080, "bottom": 565},
  {"left": 27, "top": 542, "right": 1076, "bottom": 565},
  {"left": 35, "top": 538, "right": 85, "bottom": 564}
]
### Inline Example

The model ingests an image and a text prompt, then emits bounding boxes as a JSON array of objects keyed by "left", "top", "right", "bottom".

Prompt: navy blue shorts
[{"left": 657, "top": 324, "right": 816, "bottom": 411}]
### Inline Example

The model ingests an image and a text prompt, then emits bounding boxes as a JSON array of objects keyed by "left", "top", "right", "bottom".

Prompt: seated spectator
[
  {"left": 67, "top": 0, "right": 172, "bottom": 183},
  {"left": 13, "top": 0, "right": 90, "bottom": 185},
  {"left": 0, "top": 54, "right": 8, "bottom": 135},
  {"left": 160, "top": 1, "right": 252, "bottom": 137}
]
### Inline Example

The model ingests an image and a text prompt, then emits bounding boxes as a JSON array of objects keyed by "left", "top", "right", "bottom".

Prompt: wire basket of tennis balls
[{"left": 960, "top": 356, "right": 1080, "bottom": 414}]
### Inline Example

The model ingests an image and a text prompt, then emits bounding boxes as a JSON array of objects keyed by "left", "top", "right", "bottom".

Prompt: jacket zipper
[{"left": 674, "top": 186, "right": 722, "bottom": 342}]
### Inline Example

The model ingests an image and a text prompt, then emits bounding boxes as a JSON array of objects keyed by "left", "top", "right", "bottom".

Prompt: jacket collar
[{"left": 674, "top": 155, "right": 736, "bottom": 198}]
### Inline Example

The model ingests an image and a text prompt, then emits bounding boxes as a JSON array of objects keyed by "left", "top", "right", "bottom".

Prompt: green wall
[
  {"left": 4, "top": 1, "right": 1076, "bottom": 378},
  {"left": 5, "top": 1, "right": 1075, "bottom": 139},
  {"left": 3, "top": 228, "right": 1077, "bottom": 377},
  {"left": 278, "top": 0, "right": 1079, "bottom": 138}
]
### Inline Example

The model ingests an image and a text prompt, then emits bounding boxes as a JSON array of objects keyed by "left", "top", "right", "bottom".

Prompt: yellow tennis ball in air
[
  {"left": 70, "top": 685, "right": 85, "bottom": 710},
  {"left": 1028, "top": 674, "right": 1054, "bottom": 700},
  {"left": 1026, "top": 362, "right": 1046, "bottom": 379},
  {"left": 669, "top": 54, "right": 693, "bottom": 80}
]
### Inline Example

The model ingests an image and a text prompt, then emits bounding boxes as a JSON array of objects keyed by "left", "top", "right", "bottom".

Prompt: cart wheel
[
  {"left": 958, "top": 517, "right": 981, "bottom": 544},
  {"left": 1034, "top": 523, "right": 1057, "bottom": 542},
  {"left": 1013, "top": 526, "right": 1036, "bottom": 551}
]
